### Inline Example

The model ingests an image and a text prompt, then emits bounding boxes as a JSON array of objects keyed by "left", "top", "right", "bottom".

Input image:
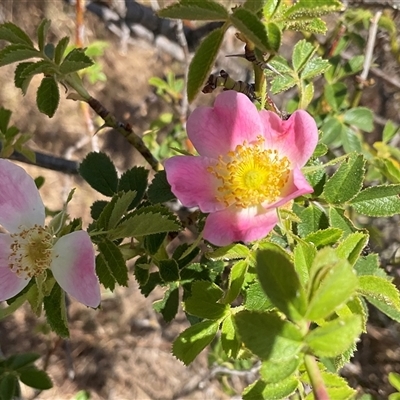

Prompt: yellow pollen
[
  {"left": 8, "top": 225, "right": 53, "bottom": 278},
  {"left": 207, "top": 137, "right": 290, "bottom": 208}
]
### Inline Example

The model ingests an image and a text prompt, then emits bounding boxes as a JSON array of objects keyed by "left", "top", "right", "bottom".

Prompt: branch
[
  {"left": 7, "top": 148, "right": 79, "bottom": 174},
  {"left": 87, "top": 97, "right": 162, "bottom": 171}
]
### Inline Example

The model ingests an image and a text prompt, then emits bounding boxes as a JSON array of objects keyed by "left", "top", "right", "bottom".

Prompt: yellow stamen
[
  {"left": 8, "top": 225, "right": 53, "bottom": 278},
  {"left": 207, "top": 137, "right": 290, "bottom": 208}
]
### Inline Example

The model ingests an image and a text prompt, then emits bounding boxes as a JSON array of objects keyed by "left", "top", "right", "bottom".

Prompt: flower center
[
  {"left": 8, "top": 225, "right": 53, "bottom": 278},
  {"left": 207, "top": 137, "right": 290, "bottom": 208}
]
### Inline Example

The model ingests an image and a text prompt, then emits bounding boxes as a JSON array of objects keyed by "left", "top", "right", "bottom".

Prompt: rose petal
[
  {"left": 265, "top": 168, "right": 314, "bottom": 210},
  {"left": 187, "top": 91, "right": 263, "bottom": 158},
  {"left": 51, "top": 231, "right": 100, "bottom": 308},
  {"left": 203, "top": 206, "right": 279, "bottom": 246},
  {"left": 0, "top": 160, "right": 45, "bottom": 232},
  {"left": 164, "top": 155, "right": 223, "bottom": 213},
  {"left": 260, "top": 110, "right": 318, "bottom": 167},
  {"left": 0, "top": 233, "right": 30, "bottom": 301}
]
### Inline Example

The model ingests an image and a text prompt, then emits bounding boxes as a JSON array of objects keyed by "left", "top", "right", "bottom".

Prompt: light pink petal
[
  {"left": 260, "top": 110, "right": 318, "bottom": 167},
  {"left": 0, "top": 159, "right": 45, "bottom": 232},
  {"left": 203, "top": 206, "right": 279, "bottom": 246},
  {"left": 51, "top": 231, "right": 100, "bottom": 308},
  {"left": 265, "top": 168, "right": 314, "bottom": 210},
  {"left": 187, "top": 91, "right": 263, "bottom": 158},
  {"left": 164, "top": 156, "right": 223, "bottom": 213},
  {"left": 0, "top": 234, "right": 30, "bottom": 301}
]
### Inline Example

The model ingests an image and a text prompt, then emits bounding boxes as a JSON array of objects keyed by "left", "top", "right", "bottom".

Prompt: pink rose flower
[
  {"left": 165, "top": 91, "right": 318, "bottom": 246},
  {"left": 0, "top": 159, "right": 101, "bottom": 307}
]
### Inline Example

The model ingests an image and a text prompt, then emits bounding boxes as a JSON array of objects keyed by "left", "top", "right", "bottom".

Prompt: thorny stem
[
  {"left": 64, "top": 75, "right": 161, "bottom": 171},
  {"left": 304, "top": 354, "right": 330, "bottom": 400},
  {"left": 87, "top": 97, "right": 162, "bottom": 171}
]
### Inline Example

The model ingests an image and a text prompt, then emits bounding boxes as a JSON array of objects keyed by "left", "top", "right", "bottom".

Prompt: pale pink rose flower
[
  {"left": 165, "top": 91, "right": 318, "bottom": 246},
  {"left": 0, "top": 159, "right": 101, "bottom": 307}
]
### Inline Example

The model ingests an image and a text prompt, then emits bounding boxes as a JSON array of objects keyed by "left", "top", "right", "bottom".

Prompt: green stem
[{"left": 304, "top": 354, "right": 330, "bottom": 400}]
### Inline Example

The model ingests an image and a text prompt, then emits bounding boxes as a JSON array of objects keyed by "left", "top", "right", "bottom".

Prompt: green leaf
[
  {"left": 95, "top": 253, "right": 116, "bottom": 291},
  {"left": 286, "top": 18, "right": 327, "bottom": 34},
  {"left": 91, "top": 200, "right": 108, "bottom": 220},
  {"left": 323, "top": 83, "right": 347, "bottom": 112},
  {"left": 97, "top": 191, "right": 136, "bottom": 230},
  {"left": 221, "top": 314, "right": 241, "bottom": 358},
  {"left": 263, "top": 0, "right": 280, "bottom": 19},
  {"left": 284, "top": 0, "right": 343, "bottom": 19},
  {"left": 13, "top": 62, "right": 34, "bottom": 95},
  {"left": 301, "top": 82, "right": 314, "bottom": 109},
  {"left": 8, "top": 353, "right": 40, "bottom": 370},
  {"left": 244, "top": 281, "right": 273, "bottom": 312},
  {"left": 342, "top": 125, "right": 362, "bottom": 153},
  {"left": 230, "top": 8, "right": 276, "bottom": 54},
  {"left": 256, "top": 244, "right": 307, "bottom": 322},
  {"left": 184, "top": 281, "right": 228, "bottom": 319},
  {"left": 187, "top": 25, "right": 226, "bottom": 102},
  {"left": 354, "top": 254, "right": 388, "bottom": 279},
  {"left": 358, "top": 275, "right": 400, "bottom": 322},
  {"left": 0, "top": 44, "right": 40, "bottom": 67},
  {"left": 244, "top": 0, "right": 267, "bottom": 13},
  {"left": 243, "top": 377, "right": 299, "bottom": 400},
  {"left": 118, "top": 166, "right": 149, "bottom": 209},
  {"left": 109, "top": 191, "right": 137, "bottom": 229},
  {"left": 172, "top": 319, "right": 219, "bottom": 365},
  {"left": 54, "top": 36, "right": 70, "bottom": 65},
  {"left": 148, "top": 170, "right": 175, "bottom": 204},
  {"left": 301, "top": 57, "right": 330, "bottom": 80},
  {"left": 0, "top": 22, "right": 33, "bottom": 46},
  {"left": 302, "top": 369, "right": 356, "bottom": 399},
  {"left": 153, "top": 284, "right": 179, "bottom": 322},
  {"left": 223, "top": 260, "right": 248, "bottom": 304},
  {"left": 265, "top": 22, "right": 282, "bottom": 54},
  {"left": 158, "top": 259, "right": 180, "bottom": 282},
  {"left": 97, "top": 239, "right": 128, "bottom": 286},
  {"left": 37, "top": 19, "right": 51, "bottom": 51},
  {"left": 343, "top": 107, "right": 374, "bottom": 132},
  {"left": 0, "top": 107, "right": 11, "bottom": 133},
  {"left": 304, "top": 228, "right": 343, "bottom": 248},
  {"left": 323, "top": 153, "right": 366, "bottom": 204},
  {"left": 234, "top": 311, "right": 304, "bottom": 361},
  {"left": 36, "top": 76, "right": 59, "bottom": 118},
  {"left": 349, "top": 184, "right": 400, "bottom": 217},
  {"left": 389, "top": 372, "right": 400, "bottom": 392},
  {"left": 110, "top": 208, "right": 181, "bottom": 240},
  {"left": 305, "top": 315, "right": 362, "bottom": 357},
  {"left": 328, "top": 207, "right": 356, "bottom": 237},
  {"left": 297, "top": 205, "right": 329, "bottom": 238},
  {"left": 270, "top": 74, "right": 297, "bottom": 94},
  {"left": 144, "top": 232, "right": 167, "bottom": 255},
  {"left": 0, "top": 374, "right": 17, "bottom": 400},
  {"left": 383, "top": 120, "right": 399, "bottom": 143},
  {"left": 293, "top": 241, "right": 316, "bottom": 287},
  {"left": 260, "top": 357, "right": 301, "bottom": 383},
  {"left": 79, "top": 152, "right": 119, "bottom": 196},
  {"left": 59, "top": 48, "right": 93, "bottom": 74},
  {"left": 292, "top": 39, "right": 314, "bottom": 73},
  {"left": 158, "top": 0, "right": 229, "bottom": 20},
  {"left": 15, "top": 60, "right": 57, "bottom": 96},
  {"left": 43, "top": 284, "right": 69, "bottom": 338},
  {"left": 336, "top": 232, "right": 369, "bottom": 266},
  {"left": 19, "top": 367, "right": 53, "bottom": 390},
  {"left": 306, "top": 252, "right": 358, "bottom": 321},
  {"left": 206, "top": 243, "right": 250, "bottom": 261}
]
